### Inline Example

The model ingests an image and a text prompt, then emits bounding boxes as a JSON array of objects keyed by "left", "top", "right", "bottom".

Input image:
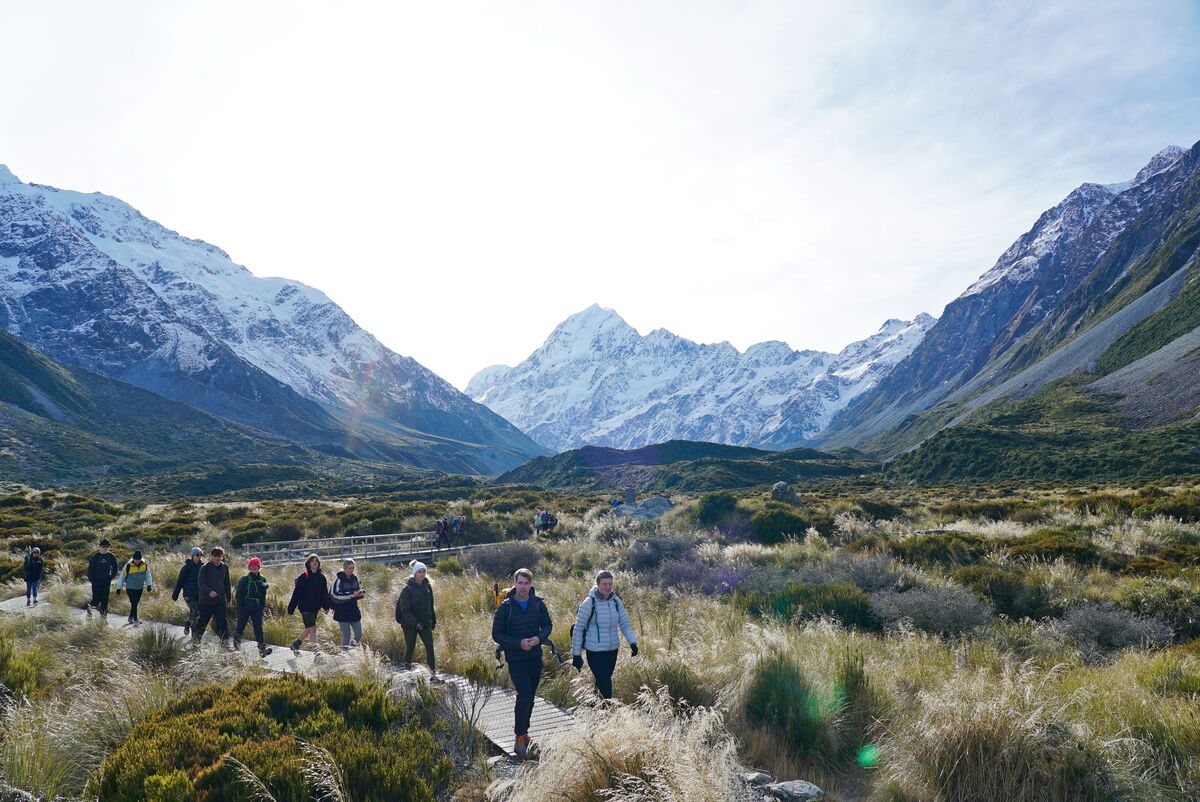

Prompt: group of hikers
[
  {"left": 532, "top": 509, "right": 558, "bottom": 535},
  {"left": 30, "top": 537, "right": 638, "bottom": 756},
  {"left": 434, "top": 515, "right": 466, "bottom": 547}
]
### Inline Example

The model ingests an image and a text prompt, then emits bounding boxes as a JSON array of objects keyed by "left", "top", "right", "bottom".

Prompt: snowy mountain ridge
[{"left": 467, "top": 305, "right": 936, "bottom": 451}]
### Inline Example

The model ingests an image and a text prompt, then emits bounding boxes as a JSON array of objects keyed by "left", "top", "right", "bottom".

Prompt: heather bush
[
  {"left": 954, "top": 564, "right": 1058, "bottom": 620},
  {"left": 461, "top": 541, "right": 541, "bottom": 578},
  {"left": 893, "top": 531, "right": 991, "bottom": 566},
  {"left": 1008, "top": 526, "right": 1100, "bottom": 564},
  {"left": 1115, "top": 577, "right": 1200, "bottom": 640},
  {"left": 1056, "top": 602, "right": 1174, "bottom": 659},
  {"left": 869, "top": 587, "right": 992, "bottom": 637}
]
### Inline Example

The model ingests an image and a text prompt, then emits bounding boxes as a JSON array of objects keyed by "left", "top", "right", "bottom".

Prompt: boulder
[
  {"left": 741, "top": 771, "right": 773, "bottom": 786},
  {"left": 763, "top": 780, "right": 824, "bottom": 801},
  {"left": 614, "top": 496, "right": 674, "bottom": 520}
]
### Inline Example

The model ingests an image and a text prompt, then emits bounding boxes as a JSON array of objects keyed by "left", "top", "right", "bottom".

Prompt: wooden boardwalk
[
  {"left": 0, "top": 592, "right": 579, "bottom": 756},
  {"left": 243, "top": 531, "right": 481, "bottom": 568}
]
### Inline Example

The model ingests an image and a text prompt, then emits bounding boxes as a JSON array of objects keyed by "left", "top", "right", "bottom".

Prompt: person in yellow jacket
[{"left": 115, "top": 550, "right": 153, "bottom": 625}]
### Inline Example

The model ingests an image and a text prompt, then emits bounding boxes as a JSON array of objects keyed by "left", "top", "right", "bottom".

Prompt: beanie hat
[
  {"left": 31, "top": 547, "right": 40, "bottom": 554},
  {"left": 248, "top": 557, "right": 262, "bottom": 569},
  {"left": 99, "top": 539, "right": 111, "bottom": 547},
  {"left": 132, "top": 550, "right": 143, "bottom": 560},
  {"left": 411, "top": 561, "right": 427, "bottom": 575},
  {"left": 191, "top": 547, "right": 203, "bottom": 556}
]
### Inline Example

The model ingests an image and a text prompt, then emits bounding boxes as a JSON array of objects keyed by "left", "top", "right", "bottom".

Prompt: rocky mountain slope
[
  {"left": 467, "top": 305, "right": 934, "bottom": 452},
  {"left": 0, "top": 165, "right": 544, "bottom": 474},
  {"left": 817, "top": 142, "right": 1200, "bottom": 456}
]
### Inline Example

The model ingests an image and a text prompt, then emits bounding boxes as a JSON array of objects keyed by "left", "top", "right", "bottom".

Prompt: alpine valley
[
  {"left": 0, "top": 164, "right": 546, "bottom": 488},
  {"left": 472, "top": 140, "right": 1200, "bottom": 482}
]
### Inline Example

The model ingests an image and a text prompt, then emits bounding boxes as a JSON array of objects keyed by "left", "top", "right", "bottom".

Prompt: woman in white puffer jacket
[{"left": 570, "top": 569, "right": 638, "bottom": 699}]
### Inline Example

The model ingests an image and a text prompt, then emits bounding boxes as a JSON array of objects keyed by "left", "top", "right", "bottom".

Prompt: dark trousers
[
  {"left": 127, "top": 588, "right": 143, "bottom": 620},
  {"left": 89, "top": 582, "right": 111, "bottom": 613},
  {"left": 184, "top": 597, "right": 200, "bottom": 629},
  {"left": 235, "top": 605, "right": 265, "bottom": 645},
  {"left": 507, "top": 656, "right": 543, "bottom": 736},
  {"left": 402, "top": 626, "right": 435, "bottom": 670},
  {"left": 25, "top": 580, "right": 39, "bottom": 601},
  {"left": 193, "top": 602, "right": 228, "bottom": 641},
  {"left": 586, "top": 649, "right": 619, "bottom": 699}
]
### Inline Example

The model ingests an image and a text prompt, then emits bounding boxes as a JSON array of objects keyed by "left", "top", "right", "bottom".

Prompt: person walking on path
[
  {"left": 491, "top": 568, "right": 552, "bottom": 756},
  {"left": 570, "top": 569, "right": 638, "bottom": 700},
  {"left": 116, "top": 550, "right": 153, "bottom": 625},
  {"left": 329, "top": 559, "right": 365, "bottom": 650},
  {"left": 85, "top": 539, "right": 119, "bottom": 619},
  {"left": 193, "top": 547, "right": 232, "bottom": 646},
  {"left": 234, "top": 557, "right": 273, "bottom": 657},
  {"left": 172, "top": 547, "right": 204, "bottom": 637},
  {"left": 396, "top": 560, "right": 436, "bottom": 672},
  {"left": 23, "top": 547, "right": 44, "bottom": 607},
  {"left": 287, "top": 554, "right": 330, "bottom": 655}
]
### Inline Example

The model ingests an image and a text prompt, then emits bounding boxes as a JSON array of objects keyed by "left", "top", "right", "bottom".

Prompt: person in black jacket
[
  {"left": 491, "top": 568, "right": 552, "bottom": 756},
  {"left": 396, "top": 560, "right": 436, "bottom": 671},
  {"left": 85, "top": 539, "right": 119, "bottom": 619},
  {"left": 193, "top": 547, "right": 232, "bottom": 645},
  {"left": 329, "top": 559, "right": 365, "bottom": 650},
  {"left": 287, "top": 554, "right": 330, "bottom": 655},
  {"left": 233, "top": 557, "right": 273, "bottom": 658},
  {"left": 23, "top": 547, "right": 44, "bottom": 607},
  {"left": 172, "top": 547, "right": 205, "bottom": 637}
]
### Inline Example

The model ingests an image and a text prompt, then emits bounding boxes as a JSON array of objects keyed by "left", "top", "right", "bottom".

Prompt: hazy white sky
[{"left": 2, "top": 1, "right": 1198, "bottom": 389}]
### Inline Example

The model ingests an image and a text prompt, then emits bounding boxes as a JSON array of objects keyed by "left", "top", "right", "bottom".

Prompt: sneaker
[
  {"left": 291, "top": 639, "right": 302, "bottom": 655},
  {"left": 32, "top": 599, "right": 37, "bottom": 606},
  {"left": 182, "top": 621, "right": 191, "bottom": 637},
  {"left": 100, "top": 610, "right": 108, "bottom": 620},
  {"left": 259, "top": 645, "right": 272, "bottom": 658},
  {"left": 127, "top": 616, "right": 135, "bottom": 625},
  {"left": 25, "top": 600, "right": 30, "bottom": 607},
  {"left": 233, "top": 636, "right": 242, "bottom": 650}
]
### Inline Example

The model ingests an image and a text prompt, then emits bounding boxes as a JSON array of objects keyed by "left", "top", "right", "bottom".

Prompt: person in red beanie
[{"left": 234, "top": 556, "right": 273, "bottom": 658}]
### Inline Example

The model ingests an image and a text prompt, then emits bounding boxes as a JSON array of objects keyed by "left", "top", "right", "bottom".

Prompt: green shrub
[
  {"left": 1007, "top": 527, "right": 1099, "bottom": 564},
  {"left": 613, "top": 655, "right": 716, "bottom": 708},
  {"left": 130, "top": 627, "right": 186, "bottom": 671},
  {"left": 370, "top": 516, "right": 402, "bottom": 534},
  {"left": 736, "top": 582, "right": 875, "bottom": 630},
  {"left": 143, "top": 770, "right": 194, "bottom": 802},
  {"left": 854, "top": 497, "right": 905, "bottom": 521},
  {"left": 463, "top": 542, "right": 541, "bottom": 578},
  {"left": 95, "top": 675, "right": 452, "bottom": 802},
  {"left": 743, "top": 652, "right": 837, "bottom": 763},
  {"left": 954, "top": 565, "right": 1058, "bottom": 620},
  {"left": 1116, "top": 578, "right": 1200, "bottom": 640},
  {"left": 270, "top": 519, "right": 305, "bottom": 540},
  {"left": 436, "top": 556, "right": 464, "bottom": 575},
  {"left": 0, "top": 635, "right": 39, "bottom": 697},
  {"left": 894, "top": 532, "right": 991, "bottom": 566},
  {"left": 696, "top": 492, "right": 740, "bottom": 527},
  {"left": 1132, "top": 490, "right": 1200, "bottom": 522},
  {"left": 750, "top": 506, "right": 810, "bottom": 545}
]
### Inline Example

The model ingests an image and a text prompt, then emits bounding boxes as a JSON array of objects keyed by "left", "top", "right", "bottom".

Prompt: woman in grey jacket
[{"left": 570, "top": 569, "right": 638, "bottom": 699}]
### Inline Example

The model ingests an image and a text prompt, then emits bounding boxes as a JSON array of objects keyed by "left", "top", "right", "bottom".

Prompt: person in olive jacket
[
  {"left": 23, "top": 547, "right": 44, "bottom": 607},
  {"left": 234, "top": 557, "right": 273, "bottom": 658},
  {"left": 396, "top": 560, "right": 436, "bottom": 671},
  {"left": 193, "top": 547, "right": 232, "bottom": 645},
  {"left": 85, "top": 539, "right": 119, "bottom": 619},
  {"left": 491, "top": 568, "right": 552, "bottom": 756},
  {"left": 287, "top": 554, "right": 331, "bottom": 655}
]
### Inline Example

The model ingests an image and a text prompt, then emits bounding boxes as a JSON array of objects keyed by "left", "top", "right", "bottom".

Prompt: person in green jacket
[
  {"left": 233, "top": 557, "right": 273, "bottom": 658},
  {"left": 395, "top": 561, "right": 436, "bottom": 672}
]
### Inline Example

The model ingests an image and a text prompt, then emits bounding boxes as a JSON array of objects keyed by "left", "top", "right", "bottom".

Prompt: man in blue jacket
[{"left": 491, "top": 568, "right": 552, "bottom": 756}]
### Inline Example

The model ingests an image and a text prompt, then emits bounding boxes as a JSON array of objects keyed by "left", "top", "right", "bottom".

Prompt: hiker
[
  {"left": 193, "top": 547, "right": 232, "bottom": 645},
  {"left": 453, "top": 515, "right": 466, "bottom": 539},
  {"left": 85, "top": 538, "right": 119, "bottom": 619},
  {"left": 395, "top": 560, "right": 436, "bottom": 672},
  {"left": 570, "top": 569, "right": 639, "bottom": 700},
  {"left": 435, "top": 517, "right": 448, "bottom": 549},
  {"left": 491, "top": 568, "right": 552, "bottom": 756},
  {"left": 234, "top": 557, "right": 273, "bottom": 657},
  {"left": 172, "top": 547, "right": 204, "bottom": 637},
  {"left": 116, "top": 550, "right": 153, "bottom": 625},
  {"left": 23, "top": 547, "right": 44, "bottom": 607},
  {"left": 329, "top": 558, "right": 365, "bottom": 650},
  {"left": 287, "top": 553, "right": 330, "bottom": 655}
]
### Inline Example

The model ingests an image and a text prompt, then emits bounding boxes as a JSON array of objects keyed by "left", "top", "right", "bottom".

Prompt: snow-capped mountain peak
[
  {"left": 467, "top": 308, "right": 936, "bottom": 451},
  {"left": 0, "top": 165, "right": 19, "bottom": 185}
]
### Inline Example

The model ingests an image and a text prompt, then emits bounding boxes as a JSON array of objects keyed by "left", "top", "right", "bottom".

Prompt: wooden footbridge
[
  {"left": 244, "top": 530, "right": 480, "bottom": 567},
  {"left": 0, "top": 591, "right": 579, "bottom": 758}
]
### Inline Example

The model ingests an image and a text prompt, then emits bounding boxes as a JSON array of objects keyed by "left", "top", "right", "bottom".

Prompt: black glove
[
  {"left": 416, "top": 623, "right": 423, "bottom": 630},
  {"left": 172, "top": 591, "right": 179, "bottom": 601},
  {"left": 115, "top": 588, "right": 122, "bottom": 596},
  {"left": 630, "top": 643, "right": 639, "bottom": 657},
  {"left": 572, "top": 654, "right": 584, "bottom": 671}
]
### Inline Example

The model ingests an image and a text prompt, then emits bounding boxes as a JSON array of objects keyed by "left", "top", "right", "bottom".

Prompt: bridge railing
[{"left": 243, "top": 531, "right": 438, "bottom": 566}]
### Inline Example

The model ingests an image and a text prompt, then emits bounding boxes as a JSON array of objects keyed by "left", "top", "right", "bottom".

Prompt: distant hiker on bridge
[
  {"left": 172, "top": 547, "right": 204, "bottom": 637},
  {"left": 23, "top": 547, "right": 43, "bottom": 607},
  {"left": 234, "top": 557, "right": 273, "bottom": 658},
  {"left": 193, "top": 547, "right": 232, "bottom": 646},
  {"left": 287, "top": 554, "right": 331, "bottom": 655},
  {"left": 435, "top": 517, "right": 449, "bottom": 548},
  {"left": 396, "top": 560, "right": 436, "bottom": 672},
  {"left": 330, "top": 558, "right": 365, "bottom": 650},
  {"left": 570, "top": 569, "right": 638, "bottom": 700},
  {"left": 116, "top": 550, "right": 153, "bottom": 626},
  {"left": 492, "top": 568, "right": 553, "bottom": 756},
  {"left": 452, "top": 515, "right": 466, "bottom": 539},
  {"left": 85, "top": 538, "right": 118, "bottom": 619}
]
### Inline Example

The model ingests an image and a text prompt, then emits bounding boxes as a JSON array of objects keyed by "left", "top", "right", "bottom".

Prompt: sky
[{"left": 1, "top": 1, "right": 1199, "bottom": 390}]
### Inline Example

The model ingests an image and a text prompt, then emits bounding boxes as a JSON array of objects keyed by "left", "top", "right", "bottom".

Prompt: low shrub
[
  {"left": 130, "top": 627, "right": 186, "bottom": 671},
  {"left": 736, "top": 582, "right": 874, "bottom": 629},
  {"left": 0, "top": 635, "right": 39, "bottom": 697},
  {"left": 954, "top": 565, "right": 1058, "bottom": 620},
  {"left": 1133, "top": 490, "right": 1200, "bottom": 522},
  {"left": 742, "top": 652, "right": 837, "bottom": 764},
  {"left": 624, "top": 536, "right": 694, "bottom": 572},
  {"left": 696, "top": 492, "right": 740, "bottom": 527},
  {"left": 750, "top": 506, "right": 810, "bottom": 545},
  {"left": 1007, "top": 527, "right": 1099, "bottom": 565},
  {"left": 612, "top": 654, "right": 716, "bottom": 708},
  {"left": 869, "top": 587, "right": 992, "bottom": 636},
  {"left": 1056, "top": 602, "right": 1173, "bottom": 658},
  {"left": 435, "top": 556, "right": 464, "bottom": 576},
  {"left": 893, "top": 532, "right": 991, "bottom": 566},
  {"left": 1115, "top": 578, "right": 1200, "bottom": 641},
  {"left": 94, "top": 675, "right": 452, "bottom": 802},
  {"left": 462, "top": 542, "right": 541, "bottom": 578}
]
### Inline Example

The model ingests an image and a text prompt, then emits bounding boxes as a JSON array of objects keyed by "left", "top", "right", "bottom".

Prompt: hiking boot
[
  {"left": 291, "top": 639, "right": 302, "bottom": 655},
  {"left": 32, "top": 599, "right": 37, "bottom": 606},
  {"left": 259, "top": 645, "right": 272, "bottom": 658},
  {"left": 182, "top": 621, "right": 191, "bottom": 637},
  {"left": 127, "top": 616, "right": 135, "bottom": 625},
  {"left": 233, "top": 636, "right": 242, "bottom": 650},
  {"left": 513, "top": 734, "right": 529, "bottom": 756},
  {"left": 25, "top": 600, "right": 30, "bottom": 607}
]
